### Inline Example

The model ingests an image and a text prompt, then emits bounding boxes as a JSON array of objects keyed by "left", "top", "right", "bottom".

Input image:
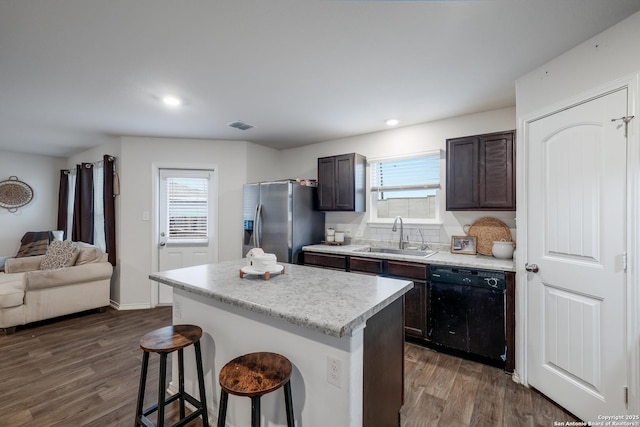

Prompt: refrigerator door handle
[{"left": 253, "top": 204, "right": 262, "bottom": 248}]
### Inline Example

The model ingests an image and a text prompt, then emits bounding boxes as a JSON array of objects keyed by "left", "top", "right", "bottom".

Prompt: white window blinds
[
  {"left": 371, "top": 152, "right": 440, "bottom": 197},
  {"left": 166, "top": 177, "right": 209, "bottom": 240}
]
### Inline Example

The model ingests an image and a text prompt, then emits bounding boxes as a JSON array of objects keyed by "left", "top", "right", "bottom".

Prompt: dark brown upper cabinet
[
  {"left": 317, "top": 153, "right": 366, "bottom": 211},
  {"left": 446, "top": 130, "right": 515, "bottom": 211}
]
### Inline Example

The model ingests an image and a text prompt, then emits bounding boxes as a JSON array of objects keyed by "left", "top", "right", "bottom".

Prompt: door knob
[
  {"left": 525, "top": 263, "right": 539, "bottom": 273},
  {"left": 159, "top": 241, "right": 166, "bottom": 247}
]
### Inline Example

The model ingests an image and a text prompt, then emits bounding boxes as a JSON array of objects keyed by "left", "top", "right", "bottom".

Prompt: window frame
[
  {"left": 160, "top": 170, "right": 212, "bottom": 245},
  {"left": 368, "top": 150, "right": 443, "bottom": 225}
]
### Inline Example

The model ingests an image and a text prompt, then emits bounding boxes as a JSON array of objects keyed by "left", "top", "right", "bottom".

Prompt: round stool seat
[
  {"left": 139, "top": 324, "right": 202, "bottom": 353},
  {"left": 219, "top": 352, "right": 292, "bottom": 397},
  {"left": 135, "top": 324, "right": 208, "bottom": 427}
]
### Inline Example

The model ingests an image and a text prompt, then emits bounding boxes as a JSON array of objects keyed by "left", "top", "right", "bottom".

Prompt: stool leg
[
  {"left": 251, "top": 396, "right": 261, "bottom": 427},
  {"left": 217, "top": 390, "right": 228, "bottom": 427},
  {"left": 134, "top": 351, "right": 150, "bottom": 426},
  {"left": 284, "top": 380, "right": 294, "bottom": 427},
  {"left": 194, "top": 341, "right": 209, "bottom": 426},
  {"left": 157, "top": 352, "right": 168, "bottom": 427},
  {"left": 178, "top": 348, "right": 185, "bottom": 420}
]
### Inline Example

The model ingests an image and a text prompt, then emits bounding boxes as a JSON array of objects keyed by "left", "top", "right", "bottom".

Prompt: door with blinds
[{"left": 158, "top": 169, "right": 217, "bottom": 304}]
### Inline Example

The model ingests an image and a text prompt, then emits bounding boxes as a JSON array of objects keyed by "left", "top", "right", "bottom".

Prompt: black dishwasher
[{"left": 429, "top": 265, "right": 506, "bottom": 366}]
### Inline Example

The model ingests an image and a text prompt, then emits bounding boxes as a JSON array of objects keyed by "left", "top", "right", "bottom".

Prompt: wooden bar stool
[
  {"left": 135, "top": 324, "right": 209, "bottom": 427},
  {"left": 217, "top": 352, "right": 294, "bottom": 427}
]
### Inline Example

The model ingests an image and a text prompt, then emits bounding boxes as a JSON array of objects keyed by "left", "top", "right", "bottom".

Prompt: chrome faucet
[
  {"left": 392, "top": 216, "right": 404, "bottom": 249},
  {"left": 418, "top": 228, "right": 429, "bottom": 251}
]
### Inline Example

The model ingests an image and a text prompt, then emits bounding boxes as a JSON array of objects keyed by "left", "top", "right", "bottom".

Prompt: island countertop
[{"left": 149, "top": 259, "right": 412, "bottom": 338}]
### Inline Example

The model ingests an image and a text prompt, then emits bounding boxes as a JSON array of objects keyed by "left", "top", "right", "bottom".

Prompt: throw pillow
[
  {"left": 40, "top": 241, "right": 79, "bottom": 270},
  {"left": 75, "top": 244, "right": 102, "bottom": 265}
]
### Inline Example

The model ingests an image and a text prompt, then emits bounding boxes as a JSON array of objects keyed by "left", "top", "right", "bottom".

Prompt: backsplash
[
  {"left": 326, "top": 222, "right": 444, "bottom": 249},
  {"left": 367, "top": 224, "right": 440, "bottom": 243}
]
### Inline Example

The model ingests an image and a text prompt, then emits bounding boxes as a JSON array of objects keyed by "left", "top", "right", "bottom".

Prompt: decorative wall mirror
[{"left": 0, "top": 176, "right": 34, "bottom": 212}]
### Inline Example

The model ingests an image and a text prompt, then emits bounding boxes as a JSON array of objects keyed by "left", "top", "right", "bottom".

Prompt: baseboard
[{"left": 109, "top": 300, "right": 152, "bottom": 310}]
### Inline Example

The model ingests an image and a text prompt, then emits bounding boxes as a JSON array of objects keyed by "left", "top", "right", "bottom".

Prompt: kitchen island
[{"left": 149, "top": 259, "right": 412, "bottom": 427}]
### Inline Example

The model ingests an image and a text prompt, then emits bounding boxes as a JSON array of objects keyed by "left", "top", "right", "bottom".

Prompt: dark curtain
[
  {"left": 104, "top": 155, "right": 117, "bottom": 266},
  {"left": 57, "top": 170, "right": 70, "bottom": 239},
  {"left": 72, "top": 163, "right": 94, "bottom": 244}
]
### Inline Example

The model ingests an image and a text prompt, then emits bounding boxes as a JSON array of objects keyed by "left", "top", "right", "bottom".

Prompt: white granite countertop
[
  {"left": 302, "top": 244, "right": 515, "bottom": 272},
  {"left": 149, "top": 259, "right": 412, "bottom": 338}
]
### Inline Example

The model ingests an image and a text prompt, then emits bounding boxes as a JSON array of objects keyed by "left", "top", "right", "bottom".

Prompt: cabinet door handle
[{"left": 525, "top": 263, "right": 539, "bottom": 273}]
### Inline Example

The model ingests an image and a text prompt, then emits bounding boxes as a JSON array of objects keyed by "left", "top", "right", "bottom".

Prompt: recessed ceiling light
[
  {"left": 162, "top": 95, "right": 183, "bottom": 107},
  {"left": 386, "top": 119, "right": 399, "bottom": 126}
]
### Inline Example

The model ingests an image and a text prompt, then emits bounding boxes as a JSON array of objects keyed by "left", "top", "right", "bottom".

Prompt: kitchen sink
[{"left": 355, "top": 247, "right": 437, "bottom": 258}]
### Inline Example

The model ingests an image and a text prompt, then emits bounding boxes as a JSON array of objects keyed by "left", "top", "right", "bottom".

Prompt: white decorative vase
[{"left": 492, "top": 240, "right": 515, "bottom": 259}]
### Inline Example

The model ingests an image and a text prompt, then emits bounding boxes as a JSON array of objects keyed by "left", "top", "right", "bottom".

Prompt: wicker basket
[{"left": 464, "top": 217, "right": 512, "bottom": 256}]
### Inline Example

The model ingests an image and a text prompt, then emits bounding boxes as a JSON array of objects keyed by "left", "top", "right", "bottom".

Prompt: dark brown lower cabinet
[
  {"left": 302, "top": 252, "right": 346, "bottom": 270},
  {"left": 350, "top": 256, "right": 384, "bottom": 275},
  {"left": 403, "top": 280, "right": 427, "bottom": 339},
  {"left": 363, "top": 297, "right": 403, "bottom": 427},
  {"left": 385, "top": 261, "right": 429, "bottom": 341},
  {"left": 505, "top": 271, "right": 515, "bottom": 373},
  {"left": 303, "top": 251, "right": 514, "bottom": 374}
]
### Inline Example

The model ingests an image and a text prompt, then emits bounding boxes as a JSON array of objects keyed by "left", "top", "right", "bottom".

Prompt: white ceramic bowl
[{"left": 492, "top": 240, "right": 515, "bottom": 259}]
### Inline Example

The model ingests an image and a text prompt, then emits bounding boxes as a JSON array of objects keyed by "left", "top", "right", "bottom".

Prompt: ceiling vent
[{"left": 228, "top": 121, "right": 254, "bottom": 131}]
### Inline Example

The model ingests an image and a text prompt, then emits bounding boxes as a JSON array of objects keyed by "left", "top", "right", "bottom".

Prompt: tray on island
[{"left": 239, "top": 264, "right": 285, "bottom": 280}]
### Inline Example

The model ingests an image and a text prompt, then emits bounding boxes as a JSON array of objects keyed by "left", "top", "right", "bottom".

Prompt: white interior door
[
  {"left": 526, "top": 88, "right": 628, "bottom": 420},
  {"left": 158, "top": 168, "right": 217, "bottom": 304}
]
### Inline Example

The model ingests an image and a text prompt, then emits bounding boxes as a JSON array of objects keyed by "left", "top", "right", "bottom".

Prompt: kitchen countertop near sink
[{"left": 302, "top": 243, "right": 515, "bottom": 272}]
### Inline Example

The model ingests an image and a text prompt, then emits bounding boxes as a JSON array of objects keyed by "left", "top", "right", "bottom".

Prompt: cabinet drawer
[
  {"left": 350, "top": 257, "right": 383, "bottom": 275},
  {"left": 386, "top": 261, "right": 428, "bottom": 280},
  {"left": 303, "top": 252, "right": 346, "bottom": 270}
]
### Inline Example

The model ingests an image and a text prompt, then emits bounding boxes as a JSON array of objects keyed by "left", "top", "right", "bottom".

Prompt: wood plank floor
[
  {"left": 401, "top": 343, "right": 580, "bottom": 427},
  {"left": 0, "top": 307, "right": 580, "bottom": 426}
]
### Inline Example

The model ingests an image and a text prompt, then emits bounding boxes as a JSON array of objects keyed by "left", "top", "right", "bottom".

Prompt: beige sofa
[{"left": 0, "top": 243, "right": 113, "bottom": 334}]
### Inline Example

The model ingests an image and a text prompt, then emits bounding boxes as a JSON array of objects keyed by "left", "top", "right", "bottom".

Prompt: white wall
[
  {"left": 246, "top": 142, "right": 282, "bottom": 183},
  {"left": 0, "top": 150, "right": 65, "bottom": 255},
  {"left": 118, "top": 136, "right": 250, "bottom": 308},
  {"left": 516, "top": 11, "right": 640, "bottom": 118},
  {"left": 277, "top": 107, "right": 517, "bottom": 244}
]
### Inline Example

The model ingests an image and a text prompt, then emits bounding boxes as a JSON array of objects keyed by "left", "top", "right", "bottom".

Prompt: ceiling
[{"left": 1, "top": 1, "right": 640, "bottom": 158}]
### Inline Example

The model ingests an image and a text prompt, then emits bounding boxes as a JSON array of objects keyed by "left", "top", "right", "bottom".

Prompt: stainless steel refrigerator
[{"left": 243, "top": 180, "right": 325, "bottom": 264}]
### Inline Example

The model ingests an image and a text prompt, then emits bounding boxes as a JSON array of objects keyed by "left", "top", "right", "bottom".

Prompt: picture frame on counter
[{"left": 451, "top": 236, "right": 477, "bottom": 255}]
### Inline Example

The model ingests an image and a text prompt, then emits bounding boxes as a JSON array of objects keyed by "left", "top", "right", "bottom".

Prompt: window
[
  {"left": 370, "top": 152, "right": 441, "bottom": 221},
  {"left": 61, "top": 160, "right": 110, "bottom": 252},
  {"left": 165, "top": 176, "right": 209, "bottom": 241}
]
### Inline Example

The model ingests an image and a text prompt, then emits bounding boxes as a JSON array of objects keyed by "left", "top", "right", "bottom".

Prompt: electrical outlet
[{"left": 327, "top": 355, "right": 342, "bottom": 388}]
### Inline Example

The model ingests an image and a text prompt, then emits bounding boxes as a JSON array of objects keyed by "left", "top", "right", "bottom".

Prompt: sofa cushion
[
  {"left": 40, "top": 241, "right": 79, "bottom": 270},
  {"left": 5, "top": 255, "right": 45, "bottom": 274},
  {"left": 0, "top": 280, "right": 25, "bottom": 308},
  {"left": 74, "top": 243, "right": 104, "bottom": 265}
]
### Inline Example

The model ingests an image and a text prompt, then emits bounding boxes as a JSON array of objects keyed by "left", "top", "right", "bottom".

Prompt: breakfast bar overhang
[{"left": 150, "top": 259, "right": 412, "bottom": 427}]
